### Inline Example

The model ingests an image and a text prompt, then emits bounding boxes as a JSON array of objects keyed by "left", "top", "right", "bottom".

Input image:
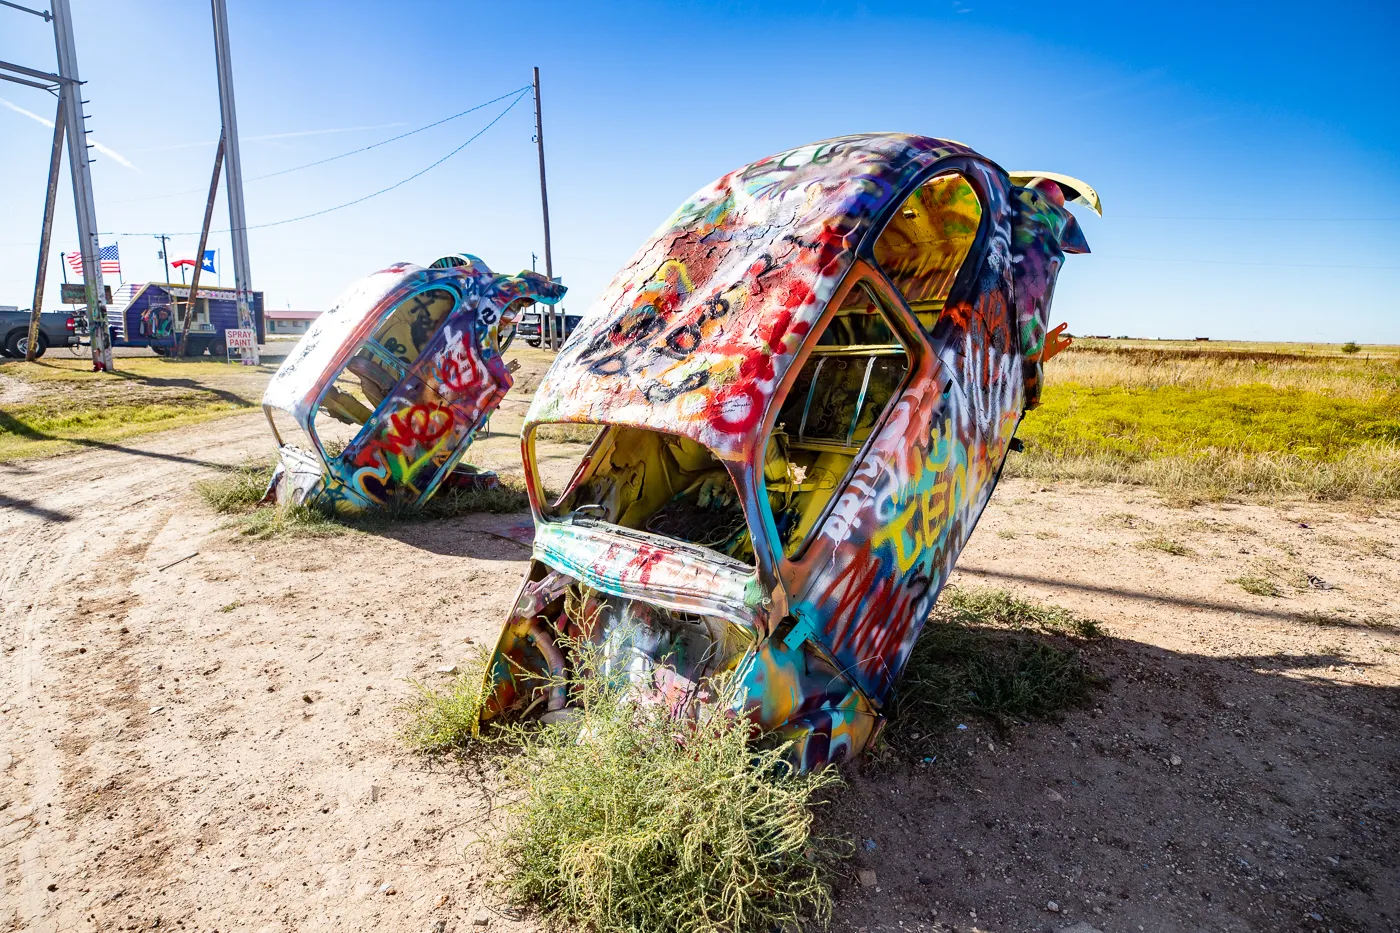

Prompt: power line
[
  {"left": 1113, "top": 215, "right": 1398, "bottom": 222},
  {"left": 1095, "top": 254, "right": 1400, "bottom": 271},
  {"left": 248, "top": 85, "right": 530, "bottom": 183},
  {"left": 106, "top": 85, "right": 533, "bottom": 205},
  {"left": 106, "top": 88, "right": 530, "bottom": 237}
]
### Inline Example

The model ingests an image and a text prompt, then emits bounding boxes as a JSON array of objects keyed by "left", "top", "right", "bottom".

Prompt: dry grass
[
  {"left": 195, "top": 460, "right": 530, "bottom": 539},
  {"left": 881, "top": 587, "right": 1104, "bottom": 760},
  {"left": 402, "top": 624, "right": 844, "bottom": 933},
  {"left": 1010, "top": 341, "right": 1400, "bottom": 502},
  {"left": 1137, "top": 534, "right": 1196, "bottom": 557}
]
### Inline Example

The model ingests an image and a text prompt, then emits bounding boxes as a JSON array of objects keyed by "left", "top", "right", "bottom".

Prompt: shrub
[
  {"left": 404, "top": 628, "right": 844, "bottom": 933},
  {"left": 1342, "top": 341, "right": 1361, "bottom": 354},
  {"left": 881, "top": 587, "right": 1104, "bottom": 758},
  {"left": 497, "top": 668, "right": 842, "bottom": 933}
]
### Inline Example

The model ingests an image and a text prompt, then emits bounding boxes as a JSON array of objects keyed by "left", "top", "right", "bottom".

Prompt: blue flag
[{"left": 202, "top": 250, "right": 216, "bottom": 273}]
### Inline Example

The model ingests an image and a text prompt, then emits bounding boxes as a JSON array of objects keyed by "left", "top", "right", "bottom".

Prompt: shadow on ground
[{"left": 828, "top": 629, "right": 1400, "bottom": 933}]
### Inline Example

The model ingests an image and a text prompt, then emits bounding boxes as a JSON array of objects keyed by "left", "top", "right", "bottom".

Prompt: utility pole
[
  {"left": 24, "top": 94, "right": 65, "bottom": 361},
  {"left": 176, "top": 136, "right": 225, "bottom": 357},
  {"left": 532, "top": 66, "right": 560, "bottom": 350},
  {"left": 155, "top": 234, "right": 172, "bottom": 283},
  {"left": 52, "top": 0, "right": 112, "bottom": 371},
  {"left": 211, "top": 0, "right": 256, "bottom": 363}
]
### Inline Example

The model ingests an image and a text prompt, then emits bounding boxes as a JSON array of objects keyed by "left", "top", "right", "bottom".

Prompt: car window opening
[
  {"left": 372, "top": 287, "right": 455, "bottom": 367},
  {"left": 765, "top": 281, "right": 911, "bottom": 558},
  {"left": 872, "top": 172, "right": 982, "bottom": 330},
  {"left": 541, "top": 426, "right": 756, "bottom": 566},
  {"left": 308, "top": 287, "right": 459, "bottom": 453}
]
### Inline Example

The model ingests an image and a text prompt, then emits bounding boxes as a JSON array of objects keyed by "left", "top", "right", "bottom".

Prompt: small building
[{"left": 266, "top": 309, "right": 321, "bottom": 335}]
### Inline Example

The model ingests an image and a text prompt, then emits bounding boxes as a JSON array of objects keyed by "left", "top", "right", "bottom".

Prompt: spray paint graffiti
[
  {"left": 483, "top": 133, "right": 1100, "bottom": 770},
  {"left": 261, "top": 255, "right": 565, "bottom": 512}
]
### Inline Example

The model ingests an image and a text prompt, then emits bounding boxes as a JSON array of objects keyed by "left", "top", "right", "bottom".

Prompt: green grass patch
[
  {"left": 881, "top": 586, "right": 1104, "bottom": 759},
  {"left": 1231, "top": 574, "right": 1282, "bottom": 598},
  {"left": 0, "top": 396, "right": 252, "bottom": 462},
  {"left": 196, "top": 458, "right": 531, "bottom": 539},
  {"left": 1011, "top": 379, "right": 1400, "bottom": 501},
  {"left": 400, "top": 647, "right": 495, "bottom": 755},
  {"left": 0, "top": 357, "right": 270, "bottom": 462},
  {"left": 1137, "top": 534, "right": 1196, "bottom": 557}
]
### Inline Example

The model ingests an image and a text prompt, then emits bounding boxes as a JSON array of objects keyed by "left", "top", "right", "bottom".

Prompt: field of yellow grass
[{"left": 1010, "top": 339, "right": 1400, "bottom": 501}]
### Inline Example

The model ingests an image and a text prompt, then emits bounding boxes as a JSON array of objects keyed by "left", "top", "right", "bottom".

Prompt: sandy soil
[{"left": 2, "top": 368, "right": 1397, "bottom": 932}]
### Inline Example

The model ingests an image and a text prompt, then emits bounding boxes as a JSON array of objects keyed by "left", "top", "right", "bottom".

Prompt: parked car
[
  {"left": 260, "top": 254, "right": 565, "bottom": 512},
  {"left": 0, "top": 306, "right": 79, "bottom": 359},
  {"left": 477, "top": 133, "right": 1099, "bottom": 771},
  {"left": 517, "top": 308, "right": 582, "bottom": 347}
]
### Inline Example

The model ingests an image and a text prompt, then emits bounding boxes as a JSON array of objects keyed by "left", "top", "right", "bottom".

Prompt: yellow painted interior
[
  {"left": 766, "top": 281, "right": 909, "bottom": 558},
  {"left": 873, "top": 172, "right": 982, "bottom": 323}
]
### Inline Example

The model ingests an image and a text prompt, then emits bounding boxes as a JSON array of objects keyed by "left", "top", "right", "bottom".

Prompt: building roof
[
  {"left": 266, "top": 309, "right": 321, "bottom": 320},
  {"left": 523, "top": 133, "right": 982, "bottom": 461}
]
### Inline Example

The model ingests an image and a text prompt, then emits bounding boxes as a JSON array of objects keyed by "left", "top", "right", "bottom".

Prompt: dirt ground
[{"left": 2, "top": 356, "right": 1398, "bottom": 932}]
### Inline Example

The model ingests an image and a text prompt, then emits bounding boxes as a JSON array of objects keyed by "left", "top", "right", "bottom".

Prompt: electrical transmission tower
[{"left": 0, "top": 0, "right": 114, "bottom": 370}]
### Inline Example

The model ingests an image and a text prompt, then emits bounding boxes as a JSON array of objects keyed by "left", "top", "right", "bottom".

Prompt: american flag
[{"left": 65, "top": 244, "right": 121, "bottom": 277}]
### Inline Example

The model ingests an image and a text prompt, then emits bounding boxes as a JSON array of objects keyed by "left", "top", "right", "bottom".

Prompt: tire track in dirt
[{"left": 0, "top": 414, "right": 269, "bottom": 930}]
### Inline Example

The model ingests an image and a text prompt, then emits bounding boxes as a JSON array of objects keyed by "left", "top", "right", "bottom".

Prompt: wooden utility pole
[
  {"left": 176, "top": 135, "right": 225, "bottom": 357},
  {"left": 211, "top": 0, "right": 256, "bottom": 363},
  {"left": 532, "top": 66, "right": 562, "bottom": 350},
  {"left": 25, "top": 94, "right": 65, "bottom": 361}
]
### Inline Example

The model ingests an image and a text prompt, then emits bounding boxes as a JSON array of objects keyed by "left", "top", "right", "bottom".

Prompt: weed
[
  {"left": 939, "top": 585, "right": 1105, "bottom": 639},
  {"left": 1231, "top": 574, "right": 1282, "bottom": 597},
  {"left": 196, "top": 461, "right": 275, "bottom": 513},
  {"left": 882, "top": 587, "right": 1103, "bottom": 758},
  {"left": 400, "top": 647, "right": 493, "bottom": 755},
  {"left": 218, "top": 601, "right": 241, "bottom": 613},
  {"left": 534, "top": 422, "right": 604, "bottom": 444},
  {"left": 996, "top": 529, "right": 1018, "bottom": 539},
  {"left": 403, "top": 633, "right": 845, "bottom": 933},
  {"left": 1138, "top": 535, "right": 1196, "bottom": 557},
  {"left": 498, "top": 660, "right": 843, "bottom": 933}
]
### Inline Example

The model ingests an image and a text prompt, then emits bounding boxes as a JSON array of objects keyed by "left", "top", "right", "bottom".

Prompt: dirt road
[{"left": 1, "top": 412, "right": 1397, "bottom": 932}]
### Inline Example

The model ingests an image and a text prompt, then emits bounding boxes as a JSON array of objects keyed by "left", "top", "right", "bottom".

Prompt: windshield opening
[{"left": 536, "top": 424, "right": 755, "bottom": 566}]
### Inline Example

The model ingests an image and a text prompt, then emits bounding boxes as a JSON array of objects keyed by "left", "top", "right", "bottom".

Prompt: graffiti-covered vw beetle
[
  {"left": 261, "top": 255, "right": 565, "bottom": 511},
  {"left": 481, "top": 134, "right": 1099, "bottom": 769}
]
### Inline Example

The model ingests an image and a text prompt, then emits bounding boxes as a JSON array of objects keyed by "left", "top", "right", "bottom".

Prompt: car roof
[{"left": 524, "top": 132, "right": 987, "bottom": 461}]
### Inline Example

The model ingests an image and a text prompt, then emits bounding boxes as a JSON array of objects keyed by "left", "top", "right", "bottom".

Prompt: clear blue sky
[{"left": 2, "top": 0, "right": 1397, "bottom": 342}]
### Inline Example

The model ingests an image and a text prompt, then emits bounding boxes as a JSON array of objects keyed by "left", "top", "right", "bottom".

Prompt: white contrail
[
  {"left": 134, "top": 122, "right": 409, "bottom": 152},
  {"left": 0, "top": 96, "right": 140, "bottom": 171}
]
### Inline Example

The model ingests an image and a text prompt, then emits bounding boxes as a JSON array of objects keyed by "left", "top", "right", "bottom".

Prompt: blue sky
[{"left": 2, "top": 0, "right": 1397, "bottom": 342}]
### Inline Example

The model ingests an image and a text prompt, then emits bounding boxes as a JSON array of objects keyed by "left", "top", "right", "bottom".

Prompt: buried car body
[
  {"left": 482, "top": 133, "right": 1099, "bottom": 770},
  {"left": 261, "top": 254, "right": 564, "bottom": 511}
]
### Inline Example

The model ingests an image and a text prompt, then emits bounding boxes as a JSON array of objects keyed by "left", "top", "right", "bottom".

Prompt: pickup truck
[
  {"left": 0, "top": 306, "right": 79, "bottom": 359},
  {"left": 517, "top": 308, "right": 581, "bottom": 347}
]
